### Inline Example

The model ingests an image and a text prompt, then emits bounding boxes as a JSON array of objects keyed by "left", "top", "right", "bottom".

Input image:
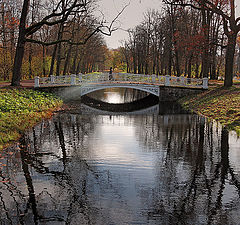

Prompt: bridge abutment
[
  {"left": 36, "top": 86, "right": 82, "bottom": 101},
  {"left": 158, "top": 86, "right": 205, "bottom": 101}
]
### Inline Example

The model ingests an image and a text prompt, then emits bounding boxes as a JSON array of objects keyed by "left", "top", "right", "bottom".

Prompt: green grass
[
  {"left": 0, "top": 88, "right": 63, "bottom": 150},
  {"left": 178, "top": 86, "right": 240, "bottom": 135}
]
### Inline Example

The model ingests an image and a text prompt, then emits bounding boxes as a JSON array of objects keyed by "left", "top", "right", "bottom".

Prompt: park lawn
[
  {"left": 179, "top": 86, "right": 240, "bottom": 135},
  {"left": 0, "top": 88, "right": 63, "bottom": 150}
]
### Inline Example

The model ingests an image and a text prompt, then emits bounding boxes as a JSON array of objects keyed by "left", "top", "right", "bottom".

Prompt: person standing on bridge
[{"left": 109, "top": 67, "right": 113, "bottom": 81}]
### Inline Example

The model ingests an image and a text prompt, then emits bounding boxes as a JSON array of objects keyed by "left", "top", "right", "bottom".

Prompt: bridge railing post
[
  {"left": 50, "top": 75, "right": 55, "bottom": 84},
  {"left": 78, "top": 74, "right": 82, "bottom": 83},
  {"left": 180, "top": 76, "right": 185, "bottom": 86},
  {"left": 152, "top": 74, "right": 156, "bottom": 83},
  {"left": 71, "top": 74, "right": 76, "bottom": 85},
  {"left": 202, "top": 77, "right": 208, "bottom": 89},
  {"left": 34, "top": 76, "right": 40, "bottom": 88},
  {"left": 165, "top": 75, "right": 170, "bottom": 86}
]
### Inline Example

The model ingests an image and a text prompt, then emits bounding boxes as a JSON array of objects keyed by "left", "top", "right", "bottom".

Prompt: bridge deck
[{"left": 33, "top": 73, "right": 209, "bottom": 97}]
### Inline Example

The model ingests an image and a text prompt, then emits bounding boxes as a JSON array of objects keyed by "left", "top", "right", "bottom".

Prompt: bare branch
[
  {"left": 236, "top": 16, "right": 240, "bottom": 27},
  {"left": 164, "top": 0, "right": 202, "bottom": 10},
  {"left": 25, "top": 1, "right": 86, "bottom": 36},
  {"left": 97, "top": 2, "right": 130, "bottom": 36},
  {"left": 167, "top": 0, "right": 230, "bottom": 21}
]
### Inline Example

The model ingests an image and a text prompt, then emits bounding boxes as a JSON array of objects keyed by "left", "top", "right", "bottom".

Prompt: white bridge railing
[{"left": 34, "top": 72, "right": 208, "bottom": 89}]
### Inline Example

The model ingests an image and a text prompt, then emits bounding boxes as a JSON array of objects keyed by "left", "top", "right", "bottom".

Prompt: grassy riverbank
[
  {"left": 179, "top": 86, "right": 240, "bottom": 135},
  {"left": 0, "top": 88, "right": 63, "bottom": 150}
]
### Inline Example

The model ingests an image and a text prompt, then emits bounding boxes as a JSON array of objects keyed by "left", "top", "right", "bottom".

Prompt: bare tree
[
  {"left": 169, "top": 0, "right": 240, "bottom": 86},
  {"left": 11, "top": 0, "right": 128, "bottom": 86}
]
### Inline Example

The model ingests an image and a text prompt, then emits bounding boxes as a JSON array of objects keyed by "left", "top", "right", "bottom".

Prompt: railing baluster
[
  {"left": 165, "top": 75, "right": 170, "bottom": 86},
  {"left": 71, "top": 74, "right": 76, "bottom": 85},
  {"left": 34, "top": 76, "right": 40, "bottom": 87},
  {"left": 50, "top": 75, "right": 55, "bottom": 85},
  {"left": 202, "top": 78, "right": 208, "bottom": 89},
  {"left": 152, "top": 74, "right": 156, "bottom": 83},
  {"left": 78, "top": 74, "right": 82, "bottom": 83},
  {"left": 34, "top": 73, "right": 208, "bottom": 89},
  {"left": 180, "top": 76, "right": 185, "bottom": 86}
]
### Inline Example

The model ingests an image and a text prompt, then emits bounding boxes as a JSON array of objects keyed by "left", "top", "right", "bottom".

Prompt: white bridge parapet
[{"left": 34, "top": 72, "right": 208, "bottom": 91}]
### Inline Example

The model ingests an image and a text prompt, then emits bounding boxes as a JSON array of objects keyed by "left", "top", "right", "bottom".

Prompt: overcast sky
[{"left": 97, "top": 0, "right": 240, "bottom": 49}]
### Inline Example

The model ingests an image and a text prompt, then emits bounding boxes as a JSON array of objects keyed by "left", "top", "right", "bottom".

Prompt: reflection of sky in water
[
  {"left": 87, "top": 88, "right": 149, "bottom": 103},
  {"left": 88, "top": 120, "right": 156, "bottom": 171},
  {"left": 229, "top": 131, "right": 240, "bottom": 171},
  {"left": 103, "top": 91, "right": 124, "bottom": 103},
  {"left": 78, "top": 118, "right": 158, "bottom": 222},
  {"left": 1, "top": 104, "right": 240, "bottom": 224}
]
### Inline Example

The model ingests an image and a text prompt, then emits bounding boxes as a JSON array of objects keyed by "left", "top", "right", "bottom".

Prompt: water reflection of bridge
[
  {"left": 64, "top": 93, "right": 189, "bottom": 116},
  {"left": 80, "top": 103, "right": 160, "bottom": 115}
]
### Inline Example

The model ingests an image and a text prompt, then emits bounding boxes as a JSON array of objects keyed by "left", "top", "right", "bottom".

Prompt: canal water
[{"left": 0, "top": 88, "right": 240, "bottom": 225}]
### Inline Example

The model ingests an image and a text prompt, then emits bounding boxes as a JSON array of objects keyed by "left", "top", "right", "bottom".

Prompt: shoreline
[
  {"left": 0, "top": 88, "right": 63, "bottom": 150},
  {"left": 178, "top": 86, "right": 240, "bottom": 135},
  {"left": 1, "top": 84, "right": 239, "bottom": 150}
]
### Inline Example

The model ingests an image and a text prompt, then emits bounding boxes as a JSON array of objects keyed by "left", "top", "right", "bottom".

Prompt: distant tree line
[
  {"left": 0, "top": 0, "right": 121, "bottom": 85},
  {"left": 0, "top": 0, "right": 239, "bottom": 87},
  {"left": 121, "top": 0, "right": 240, "bottom": 87}
]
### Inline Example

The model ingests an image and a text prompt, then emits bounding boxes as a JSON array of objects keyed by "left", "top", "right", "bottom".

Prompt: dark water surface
[{"left": 0, "top": 89, "right": 240, "bottom": 225}]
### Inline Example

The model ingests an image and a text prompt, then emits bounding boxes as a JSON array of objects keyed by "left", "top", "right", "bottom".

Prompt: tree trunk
[
  {"left": 184, "top": 59, "right": 187, "bottom": 76},
  {"left": 49, "top": 24, "right": 64, "bottom": 76},
  {"left": 42, "top": 45, "right": 46, "bottom": 76},
  {"left": 133, "top": 53, "right": 137, "bottom": 74},
  {"left": 201, "top": 9, "right": 211, "bottom": 78},
  {"left": 210, "top": 59, "right": 217, "bottom": 80},
  {"left": 145, "top": 60, "right": 148, "bottom": 75},
  {"left": 63, "top": 45, "right": 72, "bottom": 75},
  {"left": 195, "top": 61, "right": 199, "bottom": 78},
  {"left": 56, "top": 41, "right": 63, "bottom": 76},
  {"left": 28, "top": 42, "right": 33, "bottom": 78},
  {"left": 76, "top": 60, "right": 81, "bottom": 74},
  {"left": 2, "top": 4, "right": 8, "bottom": 81},
  {"left": 175, "top": 50, "right": 181, "bottom": 77},
  {"left": 237, "top": 46, "right": 240, "bottom": 73},
  {"left": 49, "top": 44, "right": 58, "bottom": 75},
  {"left": 152, "top": 50, "right": 156, "bottom": 74},
  {"left": 168, "top": 50, "right": 172, "bottom": 75},
  {"left": 138, "top": 57, "right": 141, "bottom": 74},
  {"left": 71, "top": 47, "right": 79, "bottom": 74},
  {"left": 224, "top": 33, "right": 237, "bottom": 87},
  {"left": 11, "top": 0, "right": 30, "bottom": 86},
  {"left": 188, "top": 55, "right": 193, "bottom": 78},
  {"left": 202, "top": 48, "right": 209, "bottom": 78}
]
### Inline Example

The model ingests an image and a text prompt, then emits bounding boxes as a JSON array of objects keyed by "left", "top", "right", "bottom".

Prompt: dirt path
[{"left": 0, "top": 79, "right": 34, "bottom": 88}]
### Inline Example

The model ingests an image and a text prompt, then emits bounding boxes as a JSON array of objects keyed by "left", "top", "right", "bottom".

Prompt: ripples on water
[{"left": 0, "top": 89, "right": 240, "bottom": 225}]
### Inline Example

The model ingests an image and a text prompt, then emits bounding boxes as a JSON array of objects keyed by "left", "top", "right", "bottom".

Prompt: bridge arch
[{"left": 80, "top": 84, "right": 160, "bottom": 97}]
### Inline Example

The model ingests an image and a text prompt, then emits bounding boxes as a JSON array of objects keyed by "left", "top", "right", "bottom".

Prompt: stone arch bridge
[{"left": 35, "top": 73, "right": 208, "bottom": 101}]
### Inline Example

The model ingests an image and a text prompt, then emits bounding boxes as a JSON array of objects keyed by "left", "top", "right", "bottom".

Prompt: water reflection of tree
[
  {"left": 134, "top": 115, "right": 240, "bottom": 224},
  {"left": 1, "top": 114, "right": 139, "bottom": 224},
  {"left": 1, "top": 113, "right": 240, "bottom": 224},
  {"left": 0, "top": 114, "right": 101, "bottom": 224}
]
